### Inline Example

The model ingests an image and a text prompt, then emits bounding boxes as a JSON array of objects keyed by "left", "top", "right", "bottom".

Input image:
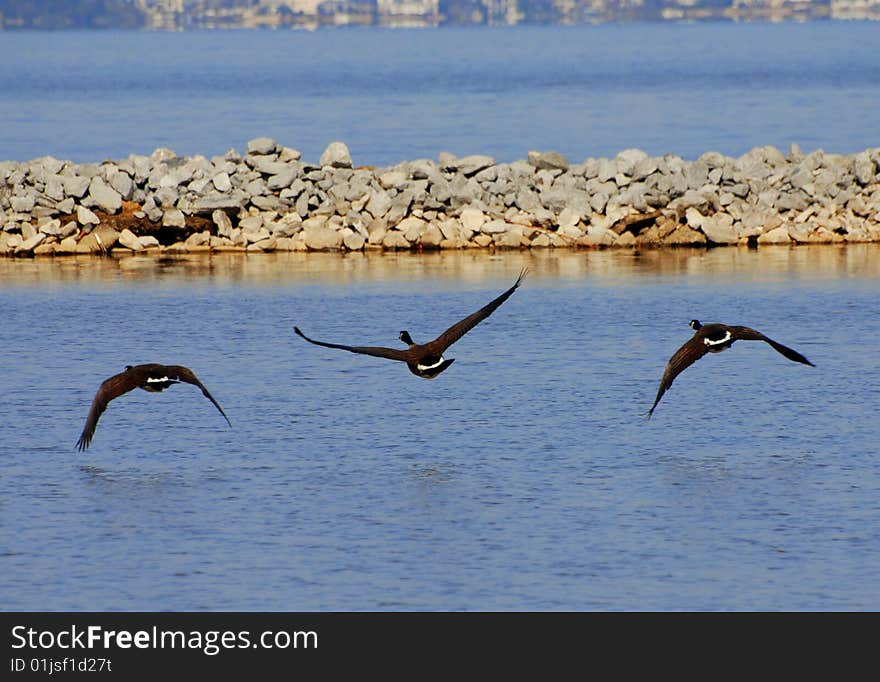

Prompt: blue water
[
  {"left": 1, "top": 248, "right": 879, "bottom": 610},
  {"left": 1, "top": 21, "right": 879, "bottom": 165}
]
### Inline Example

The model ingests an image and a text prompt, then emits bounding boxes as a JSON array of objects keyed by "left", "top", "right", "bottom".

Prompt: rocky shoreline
[{"left": 2, "top": 139, "right": 879, "bottom": 258}]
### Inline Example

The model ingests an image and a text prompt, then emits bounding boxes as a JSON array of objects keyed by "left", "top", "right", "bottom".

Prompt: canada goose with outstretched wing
[
  {"left": 648, "top": 320, "right": 814, "bottom": 417},
  {"left": 76, "top": 364, "right": 231, "bottom": 450},
  {"left": 294, "top": 269, "right": 526, "bottom": 379}
]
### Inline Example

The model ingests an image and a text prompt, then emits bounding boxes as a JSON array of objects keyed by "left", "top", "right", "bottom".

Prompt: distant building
[
  {"left": 378, "top": 0, "right": 441, "bottom": 26},
  {"left": 831, "top": 0, "right": 880, "bottom": 18},
  {"left": 135, "top": 0, "right": 184, "bottom": 30}
]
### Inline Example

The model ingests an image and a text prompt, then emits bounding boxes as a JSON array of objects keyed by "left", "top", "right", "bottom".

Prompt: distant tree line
[
  {"left": 0, "top": 0, "right": 146, "bottom": 29},
  {"left": 0, "top": 0, "right": 839, "bottom": 30}
]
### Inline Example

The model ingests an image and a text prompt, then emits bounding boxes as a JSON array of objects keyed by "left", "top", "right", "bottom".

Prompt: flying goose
[
  {"left": 76, "top": 364, "right": 231, "bottom": 450},
  {"left": 294, "top": 269, "right": 526, "bottom": 379},
  {"left": 648, "top": 320, "right": 815, "bottom": 417}
]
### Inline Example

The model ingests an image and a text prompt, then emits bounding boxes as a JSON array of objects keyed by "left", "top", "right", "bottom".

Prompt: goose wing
[
  {"left": 76, "top": 369, "right": 143, "bottom": 451},
  {"left": 165, "top": 365, "right": 232, "bottom": 426},
  {"left": 730, "top": 326, "right": 815, "bottom": 366},
  {"left": 648, "top": 336, "right": 709, "bottom": 417},
  {"left": 294, "top": 327, "right": 410, "bottom": 362},
  {"left": 426, "top": 269, "right": 526, "bottom": 354}
]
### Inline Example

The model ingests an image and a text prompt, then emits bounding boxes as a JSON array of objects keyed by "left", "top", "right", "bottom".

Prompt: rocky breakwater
[{"left": 2, "top": 138, "right": 880, "bottom": 258}]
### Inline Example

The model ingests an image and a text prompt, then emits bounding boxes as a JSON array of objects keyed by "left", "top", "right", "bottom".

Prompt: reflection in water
[
  {"left": 78, "top": 464, "right": 183, "bottom": 494},
  {"left": 1, "top": 245, "right": 879, "bottom": 287}
]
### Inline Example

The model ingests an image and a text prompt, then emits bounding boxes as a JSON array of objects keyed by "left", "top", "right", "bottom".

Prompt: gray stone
[
  {"left": 11, "top": 193, "right": 35, "bottom": 213},
  {"left": 154, "top": 187, "right": 179, "bottom": 208},
  {"left": 242, "top": 226, "right": 270, "bottom": 244},
  {"left": 494, "top": 224, "right": 524, "bottom": 248},
  {"left": 596, "top": 158, "right": 617, "bottom": 183},
  {"left": 270, "top": 212, "right": 303, "bottom": 237},
  {"left": 382, "top": 230, "right": 411, "bottom": 249},
  {"left": 186, "top": 231, "right": 211, "bottom": 247},
  {"left": 38, "top": 218, "right": 62, "bottom": 236},
  {"left": 88, "top": 177, "right": 122, "bottom": 213},
  {"left": 776, "top": 191, "right": 809, "bottom": 212},
  {"left": 853, "top": 153, "right": 876, "bottom": 185},
  {"left": 701, "top": 213, "right": 738, "bottom": 244},
  {"left": 453, "top": 155, "right": 496, "bottom": 176},
  {"left": 757, "top": 226, "right": 792, "bottom": 244},
  {"left": 665, "top": 224, "right": 707, "bottom": 245},
  {"left": 162, "top": 208, "right": 187, "bottom": 228},
  {"left": 247, "top": 137, "right": 279, "bottom": 155},
  {"left": 320, "top": 142, "right": 353, "bottom": 169},
  {"left": 480, "top": 219, "right": 511, "bottom": 234},
  {"left": 251, "top": 195, "right": 285, "bottom": 212},
  {"left": 212, "top": 172, "right": 232, "bottom": 192},
  {"left": 62, "top": 175, "right": 90, "bottom": 199},
  {"left": 515, "top": 188, "right": 541, "bottom": 213},
  {"left": 76, "top": 205, "right": 100, "bottom": 226},
  {"left": 249, "top": 156, "right": 289, "bottom": 176},
  {"left": 118, "top": 228, "right": 143, "bottom": 251},
  {"left": 580, "top": 225, "right": 616, "bottom": 246},
  {"left": 267, "top": 168, "right": 297, "bottom": 190},
  {"left": 385, "top": 192, "right": 413, "bottom": 224},
  {"left": 193, "top": 192, "right": 246, "bottom": 212},
  {"left": 631, "top": 157, "right": 659, "bottom": 181},
  {"left": 459, "top": 208, "right": 486, "bottom": 233},
  {"left": 528, "top": 151, "right": 569, "bottom": 171},
  {"left": 212, "top": 209, "right": 233, "bottom": 236},
  {"left": 44, "top": 175, "right": 66, "bottom": 201},
  {"left": 239, "top": 215, "right": 263, "bottom": 232},
  {"left": 150, "top": 147, "right": 177, "bottom": 163},
  {"left": 303, "top": 224, "right": 343, "bottom": 250},
  {"left": 398, "top": 216, "right": 427, "bottom": 242},
  {"left": 15, "top": 233, "right": 46, "bottom": 254},
  {"left": 378, "top": 170, "right": 408, "bottom": 189},
  {"left": 343, "top": 231, "right": 366, "bottom": 251},
  {"left": 615, "top": 148, "right": 649, "bottom": 176},
  {"left": 188, "top": 177, "right": 211, "bottom": 194},
  {"left": 109, "top": 172, "right": 133, "bottom": 200},
  {"left": 278, "top": 147, "right": 302, "bottom": 162}
]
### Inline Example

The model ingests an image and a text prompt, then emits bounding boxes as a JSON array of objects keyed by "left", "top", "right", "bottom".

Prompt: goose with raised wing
[{"left": 294, "top": 270, "right": 526, "bottom": 379}]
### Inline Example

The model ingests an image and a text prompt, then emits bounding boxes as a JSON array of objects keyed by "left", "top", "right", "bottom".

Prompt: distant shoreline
[
  {"left": 2, "top": 139, "right": 878, "bottom": 258},
  {"left": 3, "top": 0, "right": 879, "bottom": 32}
]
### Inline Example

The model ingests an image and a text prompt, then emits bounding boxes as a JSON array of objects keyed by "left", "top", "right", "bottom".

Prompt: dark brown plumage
[
  {"left": 648, "top": 319, "right": 815, "bottom": 417},
  {"left": 294, "top": 269, "right": 526, "bottom": 378},
  {"left": 76, "top": 364, "right": 231, "bottom": 451}
]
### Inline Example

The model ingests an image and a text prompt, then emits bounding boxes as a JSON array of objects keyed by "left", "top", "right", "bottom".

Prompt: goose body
[
  {"left": 294, "top": 270, "right": 526, "bottom": 379},
  {"left": 648, "top": 320, "right": 814, "bottom": 417},
  {"left": 76, "top": 363, "right": 231, "bottom": 450}
]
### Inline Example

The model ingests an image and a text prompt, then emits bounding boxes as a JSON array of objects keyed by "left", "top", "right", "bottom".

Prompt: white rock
[
  {"left": 212, "top": 172, "right": 232, "bottom": 192},
  {"left": 757, "top": 226, "right": 792, "bottom": 244},
  {"left": 76, "top": 205, "right": 100, "bottom": 226},
  {"left": 459, "top": 208, "right": 487, "bottom": 232},
  {"left": 118, "top": 228, "right": 143, "bottom": 251},
  {"left": 319, "top": 142, "right": 352, "bottom": 169},
  {"left": 162, "top": 209, "right": 186, "bottom": 227},
  {"left": 701, "top": 213, "right": 738, "bottom": 244}
]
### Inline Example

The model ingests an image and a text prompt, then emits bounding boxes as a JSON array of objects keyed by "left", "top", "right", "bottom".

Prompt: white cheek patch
[
  {"left": 704, "top": 331, "right": 732, "bottom": 346},
  {"left": 146, "top": 376, "right": 170, "bottom": 384},
  {"left": 417, "top": 357, "right": 445, "bottom": 371}
]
